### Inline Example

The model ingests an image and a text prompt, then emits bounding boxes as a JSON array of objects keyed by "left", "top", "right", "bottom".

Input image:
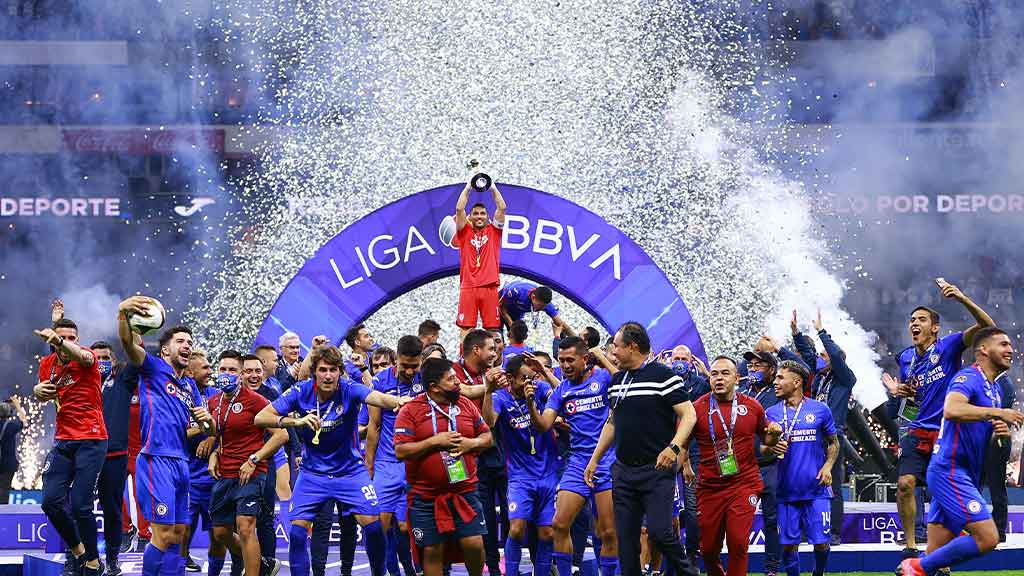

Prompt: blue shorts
[
  {"left": 188, "top": 472, "right": 214, "bottom": 530},
  {"left": 374, "top": 460, "right": 407, "bottom": 516},
  {"left": 290, "top": 468, "right": 379, "bottom": 521},
  {"left": 558, "top": 454, "right": 612, "bottom": 499},
  {"left": 507, "top": 475, "right": 557, "bottom": 526},
  {"left": 273, "top": 450, "right": 287, "bottom": 472},
  {"left": 137, "top": 454, "right": 190, "bottom": 525},
  {"left": 210, "top": 474, "right": 266, "bottom": 526},
  {"left": 898, "top": 429, "right": 937, "bottom": 485},
  {"left": 409, "top": 492, "right": 486, "bottom": 547},
  {"left": 778, "top": 498, "right": 831, "bottom": 545},
  {"left": 926, "top": 464, "right": 991, "bottom": 534}
]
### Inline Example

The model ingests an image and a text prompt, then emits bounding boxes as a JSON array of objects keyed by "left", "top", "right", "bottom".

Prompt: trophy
[{"left": 467, "top": 159, "right": 492, "bottom": 192}]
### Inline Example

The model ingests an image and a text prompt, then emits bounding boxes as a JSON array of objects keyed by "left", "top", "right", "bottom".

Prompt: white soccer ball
[
  {"left": 129, "top": 299, "right": 166, "bottom": 336},
  {"left": 438, "top": 214, "right": 459, "bottom": 249}
]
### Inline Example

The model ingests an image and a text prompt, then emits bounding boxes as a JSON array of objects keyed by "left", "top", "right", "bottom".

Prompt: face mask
[
  {"left": 746, "top": 370, "right": 764, "bottom": 387},
  {"left": 98, "top": 360, "right": 113, "bottom": 378},
  {"left": 443, "top": 387, "right": 461, "bottom": 404},
  {"left": 671, "top": 361, "right": 691, "bottom": 377},
  {"left": 214, "top": 373, "right": 239, "bottom": 395}
]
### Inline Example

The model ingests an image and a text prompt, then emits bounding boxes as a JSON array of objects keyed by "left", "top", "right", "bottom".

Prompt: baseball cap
[{"left": 743, "top": 350, "right": 778, "bottom": 367}]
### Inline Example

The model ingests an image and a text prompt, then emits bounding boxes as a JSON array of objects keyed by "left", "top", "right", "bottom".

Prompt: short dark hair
[
  {"left": 616, "top": 321, "right": 651, "bottom": 354},
  {"left": 421, "top": 357, "right": 453, "bottom": 387},
  {"left": 711, "top": 355, "right": 738, "bottom": 369},
  {"left": 778, "top": 360, "right": 810, "bottom": 386},
  {"left": 581, "top": 326, "right": 601, "bottom": 349},
  {"left": 90, "top": 340, "right": 112, "bottom": 351},
  {"left": 463, "top": 329, "right": 491, "bottom": 355},
  {"left": 973, "top": 326, "right": 1008, "bottom": 350},
  {"left": 505, "top": 354, "right": 527, "bottom": 377},
  {"left": 911, "top": 306, "right": 940, "bottom": 325},
  {"left": 418, "top": 319, "right": 441, "bottom": 338},
  {"left": 53, "top": 318, "right": 78, "bottom": 332},
  {"left": 158, "top": 325, "right": 193, "bottom": 349},
  {"left": 344, "top": 323, "right": 366, "bottom": 349},
  {"left": 510, "top": 320, "right": 529, "bottom": 343},
  {"left": 372, "top": 346, "right": 396, "bottom": 364},
  {"left": 532, "top": 286, "right": 553, "bottom": 305},
  {"left": 470, "top": 202, "right": 487, "bottom": 212},
  {"left": 218, "top": 349, "right": 243, "bottom": 362},
  {"left": 489, "top": 329, "right": 504, "bottom": 343},
  {"left": 254, "top": 344, "right": 277, "bottom": 355},
  {"left": 397, "top": 335, "right": 424, "bottom": 358},
  {"left": 309, "top": 345, "right": 344, "bottom": 372},
  {"left": 558, "top": 336, "right": 588, "bottom": 356},
  {"left": 421, "top": 343, "right": 447, "bottom": 359},
  {"left": 533, "top": 350, "right": 552, "bottom": 365},
  {"left": 241, "top": 354, "right": 263, "bottom": 365}
]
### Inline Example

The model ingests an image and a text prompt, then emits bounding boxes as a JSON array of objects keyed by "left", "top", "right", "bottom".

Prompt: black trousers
[
  {"left": 611, "top": 461, "right": 697, "bottom": 576},
  {"left": 682, "top": 453, "right": 699, "bottom": 556},
  {"left": 0, "top": 469, "right": 15, "bottom": 504},
  {"left": 986, "top": 437, "right": 1011, "bottom": 538},
  {"left": 41, "top": 439, "right": 107, "bottom": 561},
  {"left": 257, "top": 463, "right": 277, "bottom": 558},
  {"left": 830, "top": 443, "right": 845, "bottom": 538},
  {"left": 477, "top": 466, "right": 509, "bottom": 574},
  {"left": 98, "top": 455, "right": 127, "bottom": 563},
  {"left": 311, "top": 500, "right": 359, "bottom": 576}
]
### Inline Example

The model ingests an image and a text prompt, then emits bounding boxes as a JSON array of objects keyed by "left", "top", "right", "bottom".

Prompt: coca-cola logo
[{"left": 62, "top": 129, "right": 225, "bottom": 154}]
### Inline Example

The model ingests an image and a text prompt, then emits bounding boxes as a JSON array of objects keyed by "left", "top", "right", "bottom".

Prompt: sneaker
[
  {"left": 83, "top": 560, "right": 105, "bottom": 576},
  {"left": 61, "top": 554, "right": 80, "bottom": 576},
  {"left": 120, "top": 526, "right": 138, "bottom": 555},
  {"left": 135, "top": 536, "right": 150, "bottom": 553},
  {"left": 107, "top": 563, "right": 122, "bottom": 576},
  {"left": 935, "top": 569, "right": 951, "bottom": 576},
  {"left": 901, "top": 547, "right": 921, "bottom": 559},
  {"left": 261, "top": 557, "right": 281, "bottom": 576},
  {"left": 897, "top": 558, "right": 926, "bottom": 576},
  {"left": 185, "top": 556, "right": 202, "bottom": 572}
]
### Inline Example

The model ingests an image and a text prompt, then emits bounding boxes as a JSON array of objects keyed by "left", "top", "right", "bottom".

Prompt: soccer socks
[
  {"left": 289, "top": 524, "right": 312, "bottom": 576},
  {"left": 385, "top": 525, "right": 400, "bottom": 576},
  {"left": 535, "top": 539, "right": 553, "bottom": 576},
  {"left": 598, "top": 555, "right": 618, "bottom": 576},
  {"left": 363, "top": 520, "right": 387, "bottom": 576},
  {"left": 396, "top": 528, "right": 417, "bottom": 576},
  {"left": 158, "top": 544, "right": 182, "bottom": 576},
  {"left": 207, "top": 554, "right": 225, "bottom": 576},
  {"left": 553, "top": 551, "right": 573, "bottom": 576},
  {"left": 229, "top": 552, "right": 243, "bottom": 576},
  {"left": 504, "top": 537, "right": 523, "bottom": 576},
  {"left": 782, "top": 549, "right": 800, "bottom": 576},
  {"left": 813, "top": 546, "right": 829, "bottom": 576},
  {"left": 142, "top": 543, "right": 165, "bottom": 576},
  {"left": 921, "top": 535, "right": 982, "bottom": 575}
]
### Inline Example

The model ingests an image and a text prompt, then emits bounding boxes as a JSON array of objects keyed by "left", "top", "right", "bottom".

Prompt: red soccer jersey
[
  {"left": 39, "top": 351, "right": 108, "bottom": 441},
  {"left": 209, "top": 387, "right": 270, "bottom": 478},
  {"left": 455, "top": 222, "right": 502, "bottom": 288},
  {"left": 691, "top": 392, "right": 766, "bottom": 491},
  {"left": 452, "top": 360, "right": 486, "bottom": 411},
  {"left": 394, "top": 395, "right": 490, "bottom": 499}
]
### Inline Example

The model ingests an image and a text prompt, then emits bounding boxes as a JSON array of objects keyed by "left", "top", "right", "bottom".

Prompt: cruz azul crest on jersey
[{"left": 736, "top": 404, "right": 748, "bottom": 416}]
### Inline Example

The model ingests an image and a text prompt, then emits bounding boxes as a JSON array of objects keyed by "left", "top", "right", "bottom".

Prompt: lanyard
[
  {"left": 315, "top": 393, "right": 335, "bottom": 424},
  {"left": 510, "top": 389, "right": 537, "bottom": 455},
  {"left": 708, "top": 396, "right": 739, "bottom": 451},
  {"left": 427, "top": 397, "right": 458, "bottom": 435},
  {"left": 215, "top": 389, "right": 240, "bottom": 439},
  {"left": 974, "top": 364, "right": 1002, "bottom": 408},
  {"left": 781, "top": 400, "right": 804, "bottom": 440},
  {"left": 613, "top": 361, "right": 648, "bottom": 409},
  {"left": 908, "top": 343, "right": 936, "bottom": 379},
  {"left": 815, "top": 372, "right": 833, "bottom": 403}
]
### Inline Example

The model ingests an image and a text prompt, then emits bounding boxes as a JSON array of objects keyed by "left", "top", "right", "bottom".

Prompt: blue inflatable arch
[{"left": 255, "top": 183, "right": 705, "bottom": 359}]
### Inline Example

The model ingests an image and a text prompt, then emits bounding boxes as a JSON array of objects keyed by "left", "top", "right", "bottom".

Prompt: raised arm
[
  {"left": 455, "top": 180, "right": 472, "bottom": 231},
  {"left": 490, "top": 182, "right": 507, "bottom": 225},
  {"left": 553, "top": 315, "right": 576, "bottom": 338},
  {"left": 117, "top": 297, "right": 153, "bottom": 366},
  {"left": 942, "top": 282, "right": 994, "bottom": 347},
  {"left": 34, "top": 327, "right": 94, "bottom": 367},
  {"left": 589, "top": 347, "right": 619, "bottom": 375}
]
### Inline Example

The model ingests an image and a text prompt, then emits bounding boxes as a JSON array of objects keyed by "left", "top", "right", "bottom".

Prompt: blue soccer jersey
[
  {"left": 187, "top": 385, "right": 220, "bottom": 478},
  {"left": 371, "top": 368, "right": 421, "bottom": 464},
  {"left": 932, "top": 365, "right": 1001, "bottom": 484},
  {"left": 899, "top": 332, "right": 966, "bottom": 430},
  {"left": 499, "top": 280, "right": 558, "bottom": 322},
  {"left": 271, "top": 378, "right": 371, "bottom": 476},
  {"left": 493, "top": 382, "right": 559, "bottom": 480},
  {"left": 138, "top": 352, "right": 205, "bottom": 459},
  {"left": 766, "top": 398, "right": 836, "bottom": 503},
  {"left": 545, "top": 368, "right": 614, "bottom": 458},
  {"left": 502, "top": 345, "right": 534, "bottom": 367}
]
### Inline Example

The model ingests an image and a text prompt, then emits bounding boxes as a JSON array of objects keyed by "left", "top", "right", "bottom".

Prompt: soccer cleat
[
  {"left": 185, "top": 556, "right": 202, "bottom": 572},
  {"left": 901, "top": 547, "right": 921, "bottom": 559},
  {"left": 120, "top": 526, "right": 138, "bottom": 554},
  {"left": 61, "top": 554, "right": 80, "bottom": 576},
  {"left": 897, "top": 558, "right": 926, "bottom": 576},
  {"left": 261, "top": 557, "right": 282, "bottom": 576},
  {"left": 107, "top": 563, "right": 122, "bottom": 576},
  {"left": 83, "top": 560, "right": 105, "bottom": 576}
]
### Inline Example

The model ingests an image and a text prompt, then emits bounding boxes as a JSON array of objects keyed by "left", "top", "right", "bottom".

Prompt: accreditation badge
[
  {"left": 442, "top": 452, "right": 469, "bottom": 483},
  {"left": 715, "top": 439, "right": 738, "bottom": 476}
]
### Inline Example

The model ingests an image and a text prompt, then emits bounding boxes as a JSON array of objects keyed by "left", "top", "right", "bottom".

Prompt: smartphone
[{"left": 935, "top": 277, "right": 949, "bottom": 289}]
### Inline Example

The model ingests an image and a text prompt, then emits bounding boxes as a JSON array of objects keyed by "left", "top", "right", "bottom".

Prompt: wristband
[
  {"left": 669, "top": 443, "right": 681, "bottom": 455},
  {"left": 277, "top": 416, "right": 286, "bottom": 428},
  {"left": 248, "top": 454, "right": 259, "bottom": 465},
  {"left": 56, "top": 336, "right": 65, "bottom": 348},
  {"left": 360, "top": 365, "right": 369, "bottom": 372}
]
